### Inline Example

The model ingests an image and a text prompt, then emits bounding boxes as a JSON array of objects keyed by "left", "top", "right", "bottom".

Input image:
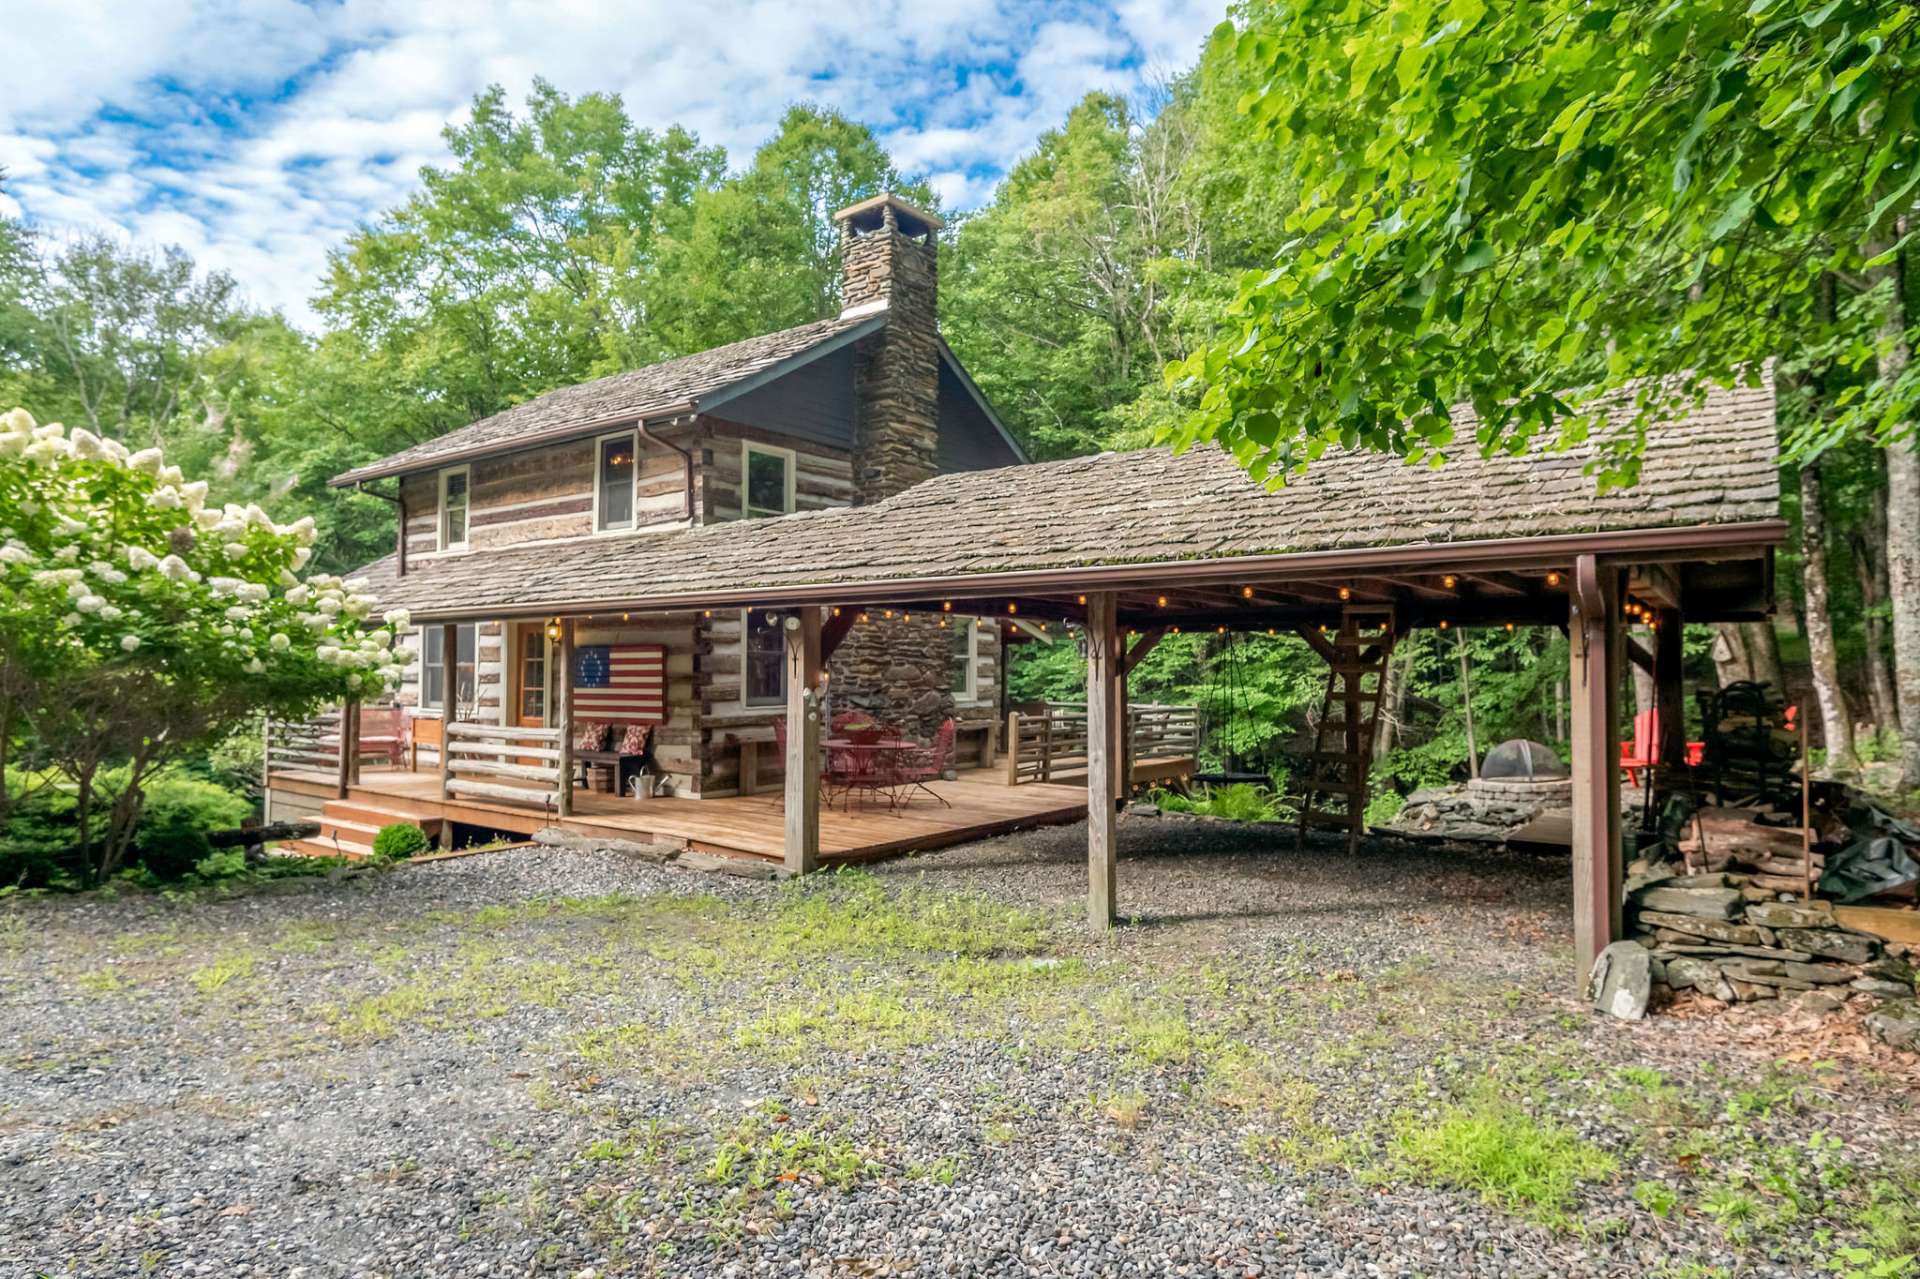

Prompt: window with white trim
[
  {"left": 438, "top": 466, "right": 470, "bottom": 550},
  {"left": 948, "top": 618, "right": 978, "bottom": 699},
  {"left": 422, "top": 624, "right": 477, "bottom": 712},
  {"left": 743, "top": 609, "right": 786, "bottom": 706},
  {"left": 742, "top": 442, "right": 795, "bottom": 519},
  {"left": 595, "top": 431, "right": 636, "bottom": 531}
]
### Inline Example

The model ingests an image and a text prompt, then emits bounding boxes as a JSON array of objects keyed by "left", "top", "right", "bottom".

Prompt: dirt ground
[{"left": 2, "top": 817, "right": 1917, "bottom": 1278}]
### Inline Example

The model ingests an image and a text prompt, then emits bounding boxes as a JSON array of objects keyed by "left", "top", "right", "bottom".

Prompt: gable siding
[
  {"left": 703, "top": 345, "right": 857, "bottom": 450},
  {"left": 936, "top": 361, "right": 1021, "bottom": 473},
  {"left": 698, "top": 418, "right": 856, "bottom": 520}
]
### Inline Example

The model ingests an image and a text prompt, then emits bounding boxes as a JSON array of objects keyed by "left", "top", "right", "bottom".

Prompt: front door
[{"left": 511, "top": 622, "right": 551, "bottom": 727}]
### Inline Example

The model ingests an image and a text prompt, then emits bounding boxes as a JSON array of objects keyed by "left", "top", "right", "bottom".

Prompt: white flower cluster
[{"left": 3, "top": 409, "right": 404, "bottom": 694}]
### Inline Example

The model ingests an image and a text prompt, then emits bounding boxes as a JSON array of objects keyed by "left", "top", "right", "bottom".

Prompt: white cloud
[{"left": 0, "top": 0, "right": 1224, "bottom": 326}]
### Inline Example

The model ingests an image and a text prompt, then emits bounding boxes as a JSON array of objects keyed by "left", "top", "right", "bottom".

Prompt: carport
[{"left": 367, "top": 376, "right": 1783, "bottom": 986}]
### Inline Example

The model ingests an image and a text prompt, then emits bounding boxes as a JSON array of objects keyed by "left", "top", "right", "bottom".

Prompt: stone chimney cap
[{"left": 833, "top": 192, "right": 943, "bottom": 237}]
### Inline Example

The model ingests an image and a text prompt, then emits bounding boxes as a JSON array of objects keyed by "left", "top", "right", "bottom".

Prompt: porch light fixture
[{"left": 544, "top": 617, "right": 563, "bottom": 642}]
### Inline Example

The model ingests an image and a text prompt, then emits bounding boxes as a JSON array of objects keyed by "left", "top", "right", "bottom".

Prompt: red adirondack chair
[{"left": 1620, "top": 709, "right": 1705, "bottom": 787}]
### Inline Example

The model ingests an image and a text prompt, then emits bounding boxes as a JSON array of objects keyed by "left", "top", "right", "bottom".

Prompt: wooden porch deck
[{"left": 267, "top": 766, "right": 1089, "bottom": 866}]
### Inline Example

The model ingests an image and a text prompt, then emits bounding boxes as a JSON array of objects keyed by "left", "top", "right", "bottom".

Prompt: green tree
[
  {"left": 648, "top": 104, "right": 933, "bottom": 352},
  {"left": 1175, "top": 0, "right": 1920, "bottom": 784}
]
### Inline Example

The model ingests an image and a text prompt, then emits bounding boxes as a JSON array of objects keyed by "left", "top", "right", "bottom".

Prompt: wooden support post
[
  {"left": 335, "top": 697, "right": 356, "bottom": 799},
  {"left": 784, "top": 610, "right": 822, "bottom": 875},
  {"left": 556, "top": 618, "right": 575, "bottom": 819},
  {"left": 1085, "top": 591, "right": 1121, "bottom": 932},
  {"left": 1570, "top": 555, "right": 1624, "bottom": 990},
  {"left": 1654, "top": 607, "right": 1685, "bottom": 775},
  {"left": 1004, "top": 711, "right": 1021, "bottom": 786},
  {"left": 438, "top": 621, "right": 458, "bottom": 802},
  {"left": 346, "top": 699, "right": 362, "bottom": 786}
]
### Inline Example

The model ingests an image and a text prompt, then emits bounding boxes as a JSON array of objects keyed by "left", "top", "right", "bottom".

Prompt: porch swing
[{"left": 1191, "top": 630, "right": 1271, "bottom": 788}]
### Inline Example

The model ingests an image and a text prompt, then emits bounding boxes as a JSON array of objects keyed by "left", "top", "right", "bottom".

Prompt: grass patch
[
  {"left": 1394, "top": 1099, "right": 1617, "bottom": 1227},
  {"left": 188, "top": 952, "right": 255, "bottom": 995}
]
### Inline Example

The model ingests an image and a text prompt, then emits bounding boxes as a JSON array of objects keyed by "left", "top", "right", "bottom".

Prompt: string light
[
  {"left": 1241, "top": 585, "right": 1254, "bottom": 599},
  {"left": 1170, "top": 625, "right": 1181, "bottom": 634},
  {"left": 1267, "top": 627, "right": 1277, "bottom": 636},
  {"left": 621, "top": 612, "right": 629, "bottom": 622},
  {"left": 702, "top": 609, "right": 712, "bottom": 618},
  {"left": 1007, "top": 602, "right": 1018, "bottom": 615},
  {"left": 1438, "top": 619, "right": 1450, "bottom": 630},
  {"left": 883, "top": 609, "right": 894, "bottom": 620},
  {"left": 939, "top": 617, "right": 948, "bottom": 627},
  {"left": 1505, "top": 622, "right": 1515, "bottom": 632},
  {"left": 1217, "top": 625, "right": 1227, "bottom": 634},
  {"left": 942, "top": 600, "right": 952, "bottom": 611},
  {"left": 1546, "top": 571, "right": 1562, "bottom": 587},
  {"left": 859, "top": 612, "right": 870, "bottom": 623},
  {"left": 832, "top": 607, "right": 842, "bottom": 617},
  {"left": 1338, "top": 585, "right": 1352, "bottom": 601},
  {"left": 1442, "top": 574, "right": 1457, "bottom": 589},
  {"left": 1156, "top": 595, "right": 1168, "bottom": 608},
  {"left": 1076, "top": 594, "right": 1088, "bottom": 606},
  {"left": 903, "top": 613, "right": 912, "bottom": 623}
]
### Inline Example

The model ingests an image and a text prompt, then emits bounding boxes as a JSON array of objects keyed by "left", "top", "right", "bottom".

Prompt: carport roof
[{"left": 350, "top": 373, "right": 1783, "bottom": 624}]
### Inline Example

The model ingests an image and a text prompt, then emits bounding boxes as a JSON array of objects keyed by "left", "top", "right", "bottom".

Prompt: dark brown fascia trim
[
  {"left": 402, "top": 519, "right": 1787, "bottom": 623},
  {"left": 328, "top": 402, "right": 698, "bottom": 488}
]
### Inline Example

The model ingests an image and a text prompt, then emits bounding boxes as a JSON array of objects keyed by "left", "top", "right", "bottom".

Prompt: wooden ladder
[{"left": 1295, "top": 605, "right": 1398, "bottom": 854}]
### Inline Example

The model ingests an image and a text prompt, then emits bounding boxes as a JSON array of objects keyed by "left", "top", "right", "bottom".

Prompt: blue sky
[{"left": 0, "top": 0, "right": 1223, "bottom": 327}]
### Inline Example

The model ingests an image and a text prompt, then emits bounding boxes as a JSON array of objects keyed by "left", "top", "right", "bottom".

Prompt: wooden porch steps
[{"left": 283, "top": 799, "right": 443, "bottom": 860}]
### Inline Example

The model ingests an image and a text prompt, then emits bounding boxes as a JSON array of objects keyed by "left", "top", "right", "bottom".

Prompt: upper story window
[
  {"left": 743, "top": 610, "right": 786, "bottom": 706},
  {"left": 949, "top": 618, "right": 978, "bottom": 700},
  {"left": 422, "top": 623, "right": 477, "bottom": 713},
  {"left": 742, "top": 442, "right": 795, "bottom": 519},
  {"left": 596, "top": 431, "right": 636, "bottom": 531},
  {"left": 438, "top": 466, "right": 470, "bottom": 551}
]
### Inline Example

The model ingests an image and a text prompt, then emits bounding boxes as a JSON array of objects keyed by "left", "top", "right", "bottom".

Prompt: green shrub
[
  {"left": 371, "top": 823, "right": 430, "bottom": 863},
  {"left": 131, "top": 775, "right": 254, "bottom": 880},
  {"left": 1148, "top": 783, "right": 1287, "bottom": 823}
]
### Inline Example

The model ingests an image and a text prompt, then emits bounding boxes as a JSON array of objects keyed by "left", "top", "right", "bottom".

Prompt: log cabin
[
  {"left": 324, "top": 194, "right": 1025, "bottom": 801},
  {"left": 266, "top": 191, "right": 1788, "bottom": 987}
]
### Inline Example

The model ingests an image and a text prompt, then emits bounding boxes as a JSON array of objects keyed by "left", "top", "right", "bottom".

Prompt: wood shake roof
[
  {"left": 352, "top": 374, "right": 1781, "bottom": 622},
  {"left": 331, "top": 312, "right": 884, "bottom": 486}
]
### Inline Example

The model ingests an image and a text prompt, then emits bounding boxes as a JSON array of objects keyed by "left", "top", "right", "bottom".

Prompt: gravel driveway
[{"left": 2, "top": 817, "right": 1916, "bottom": 1278}]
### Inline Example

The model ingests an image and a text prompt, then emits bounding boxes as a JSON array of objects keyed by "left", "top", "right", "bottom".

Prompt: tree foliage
[{"left": 1173, "top": 0, "right": 1918, "bottom": 484}]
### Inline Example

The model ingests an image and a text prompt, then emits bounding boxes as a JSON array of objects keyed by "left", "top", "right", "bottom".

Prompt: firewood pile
[{"left": 1674, "top": 806, "right": 1822, "bottom": 895}]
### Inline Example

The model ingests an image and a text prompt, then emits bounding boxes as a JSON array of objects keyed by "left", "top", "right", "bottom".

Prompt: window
[
  {"left": 596, "top": 431, "right": 636, "bottom": 531},
  {"left": 438, "top": 467, "right": 470, "bottom": 550},
  {"left": 744, "top": 610, "right": 786, "bottom": 706},
  {"left": 949, "top": 618, "right": 977, "bottom": 699},
  {"left": 422, "top": 624, "right": 477, "bottom": 712},
  {"left": 742, "top": 443, "right": 794, "bottom": 519}
]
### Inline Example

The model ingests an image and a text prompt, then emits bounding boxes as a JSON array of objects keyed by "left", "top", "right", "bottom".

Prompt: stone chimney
[{"left": 834, "top": 193, "right": 942, "bottom": 504}]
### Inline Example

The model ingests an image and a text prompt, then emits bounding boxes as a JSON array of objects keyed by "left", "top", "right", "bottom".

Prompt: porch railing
[
  {"left": 264, "top": 709, "right": 345, "bottom": 777},
  {"left": 441, "top": 721, "right": 564, "bottom": 811},
  {"left": 1004, "top": 701, "right": 1199, "bottom": 786}
]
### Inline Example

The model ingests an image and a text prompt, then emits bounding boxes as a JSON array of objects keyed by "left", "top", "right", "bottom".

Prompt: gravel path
[{"left": 3, "top": 819, "right": 1916, "bottom": 1278}]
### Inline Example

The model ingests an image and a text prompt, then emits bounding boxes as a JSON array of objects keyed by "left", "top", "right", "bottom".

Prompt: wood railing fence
[
  {"left": 1004, "top": 701, "right": 1199, "bottom": 786},
  {"left": 441, "top": 721, "right": 564, "bottom": 811}
]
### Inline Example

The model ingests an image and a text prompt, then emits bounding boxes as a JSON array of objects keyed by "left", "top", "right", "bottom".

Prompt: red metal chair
[
  {"left": 897, "top": 718, "right": 956, "bottom": 808},
  {"left": 1620, "top": 709, "right": 1705, "bottom": 787},
  {"left": 775, "top": 716, "right": 844, "bottom": 807}
]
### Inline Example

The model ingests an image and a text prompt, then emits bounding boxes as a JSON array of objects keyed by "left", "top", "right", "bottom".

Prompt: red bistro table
[{"left": 823, "top": 738, "right": 917, "bottom": 810}]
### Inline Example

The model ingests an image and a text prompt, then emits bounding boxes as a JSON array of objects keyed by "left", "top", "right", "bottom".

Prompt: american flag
[{"left": 572, "top": 643, "right": 666, "bottom": 722}]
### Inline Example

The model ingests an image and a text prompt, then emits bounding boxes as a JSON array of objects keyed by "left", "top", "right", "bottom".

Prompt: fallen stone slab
[
  {"left": 1747, "top": 900, "right": 1837, "bottom": 929},
  {"left": 532, "top": 827, "right": 679, "bottom": 863},
  {"left": 1638, "top": 885, "right": 1744, "bottom": 920},
  {"left": 676, "top": 849, "right": 787, "bottom": 880},
  {"left": 1588, "top": 941, "right": 1652, "bottom": 1020},
  {"left": 1865, "top": 1001, "right": 1920, "bottom": 1052},
  {"left": 1636, "top": 910, "right": 1771, "bottom": 946}
]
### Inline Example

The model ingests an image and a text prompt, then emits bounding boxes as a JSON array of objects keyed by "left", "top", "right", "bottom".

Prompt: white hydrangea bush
[{"left": 0, "top": 409, "right": 410, "bottom": 700}]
